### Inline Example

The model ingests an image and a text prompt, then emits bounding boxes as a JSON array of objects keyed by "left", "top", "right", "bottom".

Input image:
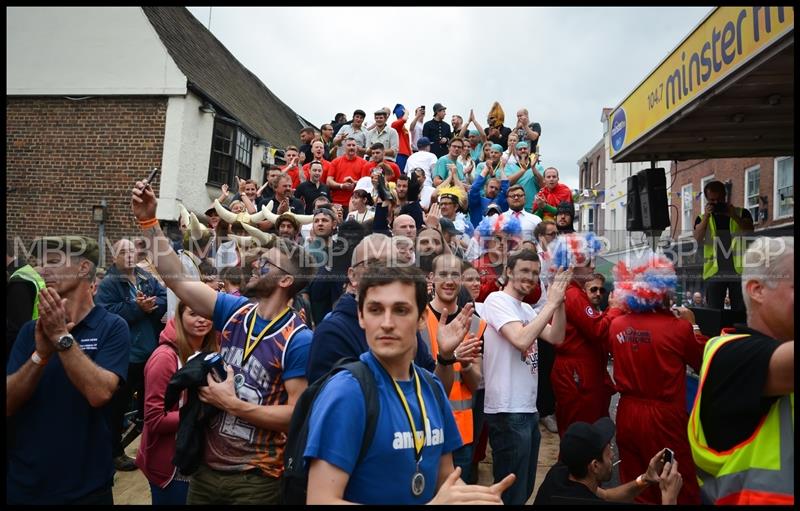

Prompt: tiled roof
[{"left": 142, "top": 6, "right": 313, "bottom": 149}]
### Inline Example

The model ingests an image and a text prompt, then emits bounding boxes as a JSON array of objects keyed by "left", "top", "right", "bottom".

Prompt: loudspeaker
[
  {"left": 626, "top": 174, "right": 643, "bottom": 231},
  {"left": 636, "top": 168, "right": 669, "bottom": 231}
]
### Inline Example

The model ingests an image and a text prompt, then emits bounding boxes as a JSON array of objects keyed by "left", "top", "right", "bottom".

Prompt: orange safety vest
[{"left": 420, "top": 305, "right": 487, "bottom": 444}]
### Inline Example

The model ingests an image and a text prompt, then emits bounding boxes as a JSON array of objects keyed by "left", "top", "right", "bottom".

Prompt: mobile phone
[
  {"left": 146, "top": 167, "right": 160, "bottom": 184},
  {"left": 663, "top": 448, "right": 674, "bottom": 464},
  {"left": 203, "top": 352, "right": 227, "bottom": 382}
]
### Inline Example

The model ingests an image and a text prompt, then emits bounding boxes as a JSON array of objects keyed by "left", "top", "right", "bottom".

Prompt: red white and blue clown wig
[
  {"left": 548, "top": 232, "right": 604, "bottom": 270},
  {"left": 475, "top": 212, "right": 523, "bottom": 249},
  {"left": 612, "top": 251, "right": 677, "bottom": 313}
]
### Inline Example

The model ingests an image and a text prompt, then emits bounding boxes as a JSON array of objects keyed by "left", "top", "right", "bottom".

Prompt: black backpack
[{"left": 282, "top": 357, "right": 445, "bottom": 504}]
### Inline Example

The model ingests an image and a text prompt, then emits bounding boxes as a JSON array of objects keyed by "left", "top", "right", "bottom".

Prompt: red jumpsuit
[
  {"left": 552, "top": 282, "right": 622, "bottom": 437},
  {"left": 610, "top": 310, "right": 705, "bottom": 505}
]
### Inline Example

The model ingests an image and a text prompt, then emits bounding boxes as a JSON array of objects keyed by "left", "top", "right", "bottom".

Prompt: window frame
[
  {"left": 207, "top": 118, "right": 255, "bottom": 189},
  {"left": 681, "top": 183, "right": 694, "bottom": 234},
  {"left": 773, "top": 156, "right": 793, "bottom": 220},
  {"left": 743, "top": 164, "right": 760, "bottom": 224}
]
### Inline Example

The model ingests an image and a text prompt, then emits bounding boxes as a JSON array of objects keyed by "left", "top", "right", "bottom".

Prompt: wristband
[
  {"left": 31, "top": 351, "right": 49, "bottom": 366},
  {"left": 437, "top": 353, "right": 457, "bottom": 366},
  {"left": 635, "top": 474, "right": 650, "bottom": 488},
  {"left": 138, "top": 217, "right": 159, "bottom": 229}
]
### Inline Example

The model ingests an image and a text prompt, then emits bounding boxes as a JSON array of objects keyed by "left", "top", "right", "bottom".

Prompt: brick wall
[
  {"left": 671, "top": 157, "right": 794, "bottom": 235},
  {"left": 6, "top": 96, "right": 167, "bottom": 266}
]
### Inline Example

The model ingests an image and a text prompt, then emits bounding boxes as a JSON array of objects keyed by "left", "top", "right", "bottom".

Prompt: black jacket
[{"left": 164, "top": 351, "right": 220, "bottom": 475}]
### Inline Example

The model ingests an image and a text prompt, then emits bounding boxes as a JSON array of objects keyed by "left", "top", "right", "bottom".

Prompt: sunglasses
[{"left": 588, "top": 287, "right": 606, "bottom": 294}]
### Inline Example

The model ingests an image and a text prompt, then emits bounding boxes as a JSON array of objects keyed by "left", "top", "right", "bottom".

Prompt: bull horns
[
  {"left": 263, "top": 201, "right": 315, "bottom": 225},
  {"left": 177, "top": 203, "right": 191, "bottom": 230},
  {"left": 240, "top": 222, "right": 275, "bottom": 247},
  {"left": 213, "top": 199, "right": 269, "bottom": 225},
  {"left": 189, "top": 212, "right": 209, "bottom": 240}
]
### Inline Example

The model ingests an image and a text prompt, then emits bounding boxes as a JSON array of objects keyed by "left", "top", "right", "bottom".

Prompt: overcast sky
[{"left": 187, "top": 6, "right": 711, "bottom": 189}]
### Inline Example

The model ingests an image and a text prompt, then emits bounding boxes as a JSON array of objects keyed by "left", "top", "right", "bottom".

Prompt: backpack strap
[
  {"left": 418, "top": 368, "right": 446, "bottom": 414},
  {"left": 339, "top": 360, "right": 380, "bottom": 464}
]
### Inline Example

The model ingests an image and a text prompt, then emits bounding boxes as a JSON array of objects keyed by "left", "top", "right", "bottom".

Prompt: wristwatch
[
  {"left": 437, "top": 353, "right": 457, "bottom": 366},
  {"left": 55, "top": 333, "right": 76, "bottom": 352}
]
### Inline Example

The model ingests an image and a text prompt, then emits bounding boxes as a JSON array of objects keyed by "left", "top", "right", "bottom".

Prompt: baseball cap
[
  {"left": 33, "top": 235, "right": 100, "bottom": 266},
  {"left": 559, "top": 417, "right": 615, "bottom": 470},
  {"left": 439, "top": 218, "right": 463, "bottom": 236},
  {"left": 486, "top": 203, "right": 502, "bottom": 216},
  {"left": 416, "top": 137, "right": 432, "bottom": 148},
  {"left": 433, "top": 102, "right": 446, "bottom": 113},
  {"left": 468, "top": 129, "right": 480, "bottom": 137},
  {"left": 393, "top": 104, "right": 405, "bottom": 118}
]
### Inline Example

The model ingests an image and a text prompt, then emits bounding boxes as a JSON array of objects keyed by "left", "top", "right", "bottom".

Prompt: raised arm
[{"left": 131, "top": 179, "right": 218, "bottom": 319}]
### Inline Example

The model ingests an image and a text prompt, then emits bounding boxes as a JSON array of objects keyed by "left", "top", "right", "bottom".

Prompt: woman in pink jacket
[{"left": 136, "top": 301, "right": 217, "bottom": 505}]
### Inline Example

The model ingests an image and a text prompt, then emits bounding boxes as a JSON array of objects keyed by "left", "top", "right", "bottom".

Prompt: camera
[
  {"left": 712, "top": 202, "right": 728, "bottom": 215},
  {"left": 203, "top": 352, "right": 227, "bottom": 382}
]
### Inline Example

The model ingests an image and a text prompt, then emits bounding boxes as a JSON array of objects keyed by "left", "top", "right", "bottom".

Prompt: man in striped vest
[
  {"left": 420, "top": 253, "right": 486, "bottom": 483},
  {"left": 688, "top": 236, "right": 793, "bottom": 505}
]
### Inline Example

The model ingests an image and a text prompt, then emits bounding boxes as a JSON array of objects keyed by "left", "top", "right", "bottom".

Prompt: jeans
[
  {"left": 486, "top": 412, "right": 540, "bottom": 505},
  {"left": 537, "top": 341, "right": 556, "bottom": 416},
  {"left": 150, "top": 480, "right": 189, "bottom": 505},
  {"left": 451, "top": 443, "right": 474, "bottom": 483}
]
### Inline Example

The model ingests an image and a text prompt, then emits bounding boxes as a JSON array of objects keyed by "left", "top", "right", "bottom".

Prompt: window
[
  {"left": 774, "top": 156, "right": 793, "bottom": 219},
  {"left": 681, "top": 183, "right": 693, "bottom": 233},
  {"left": 594, "top": 156, "right": 601, "bottom": 186},
  {"left": 208, "top": 119, "right": 254, "bottom": 188},
  {"left": 586, "top": 207, "right": 595, "bottom": 233},
  {"left": 744, "top": 165, "right": 760, "bottom": 223},
  {"left": 700, "top": 174, "right": 715, "bottom": 213}
]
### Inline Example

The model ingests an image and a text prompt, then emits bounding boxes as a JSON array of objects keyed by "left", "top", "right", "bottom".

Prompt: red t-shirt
[
  {"left": 534, "top": 183, "right": 573, "bottom": 217},
  {"left": 302, "top": 158, "right": 332, "bottom": 183},
  {"left": 609, "top": 310, "right": 704, "bottom": 404},
  {"left": 363, "top": 159, "right": 401, "bottom": 182},
  {"left": 327, "top": 155, "right": 368, "bottom": 205},
  {"left": 391, "top": 118, "right": 412, "bottom": 156}
]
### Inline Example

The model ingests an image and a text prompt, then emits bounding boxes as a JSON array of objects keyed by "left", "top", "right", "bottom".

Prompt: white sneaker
[{"left": 541, "top": 414, "right": 558, "bottom": 433}]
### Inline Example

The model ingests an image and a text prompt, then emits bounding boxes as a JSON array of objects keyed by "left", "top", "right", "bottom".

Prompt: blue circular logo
[{"left": 611, "top": 108, "right": 627, "bottom": 152}]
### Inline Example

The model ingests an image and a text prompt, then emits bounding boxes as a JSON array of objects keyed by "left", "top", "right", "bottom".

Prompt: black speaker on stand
[
  {"left": 626, "top": 174, "right": 643, "bottom": 231},
  {"left": 637, "top": 168, "right": 670, "bottom": 232}
]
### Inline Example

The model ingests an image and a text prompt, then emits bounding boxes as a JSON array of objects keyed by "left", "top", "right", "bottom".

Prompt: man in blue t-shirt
[
  {"left": 7, "top": 236, "right": 130, "bottom": 505},
  {"left": 304, "top": 264, "right": 516, "bottom": 504},
  {"left": 130, "top": 179, "right": 317, "bottom": 504}
]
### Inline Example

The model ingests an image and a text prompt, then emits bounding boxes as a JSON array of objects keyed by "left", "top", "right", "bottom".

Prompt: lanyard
[
  {"left": 243, "top": 306, "right": 291, "bottom": 362},
  {"left": 387, "top": 366, "right": 429, "bottom": 461}
]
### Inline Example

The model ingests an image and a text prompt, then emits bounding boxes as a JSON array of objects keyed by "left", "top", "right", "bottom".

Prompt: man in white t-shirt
[
  {"left": 482, "top": 248, "right": 571, "bottom": 505},
  {"left": 403, "top": 137, "right": 438, "bottom": 185}
]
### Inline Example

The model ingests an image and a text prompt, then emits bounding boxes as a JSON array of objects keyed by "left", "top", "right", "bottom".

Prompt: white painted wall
[
  {"left": 7, "top": 7, "right": 186, "bottom": 95},
  {"left": 157, "top": 94, "right": 216, "bottom": 220}
]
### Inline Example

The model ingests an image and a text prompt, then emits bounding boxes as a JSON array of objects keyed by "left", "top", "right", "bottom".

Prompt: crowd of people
[{"left": 5, "top": 101, "right": 794, "bottom": 506}]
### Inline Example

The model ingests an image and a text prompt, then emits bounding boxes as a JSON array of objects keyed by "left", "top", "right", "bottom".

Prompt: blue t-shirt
[
  {"left": 6, "top": 306, "right": 130, "bottom": 504},
  {"left": 213, "top": 292, "right": 311, "bottom": 380},
  {"left": 304, "top": 351, "right": 462, "bottom": 504},
  {"left": 433, "top": 156, "right": 465, "bottom": 182}
]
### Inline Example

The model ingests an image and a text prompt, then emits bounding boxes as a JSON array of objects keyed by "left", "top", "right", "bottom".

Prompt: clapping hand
[
  {"left": 437, "top": 303, "right": 475, "bottom": 359},
  {"left": 546, "top": 267, "right": 573, "bottom": 306},
  {"left": 36, "top": 288, "right": 75, "bottom": 352},
  {"left": 454, "top": 335, "right": 482, "bottom": 365}
]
